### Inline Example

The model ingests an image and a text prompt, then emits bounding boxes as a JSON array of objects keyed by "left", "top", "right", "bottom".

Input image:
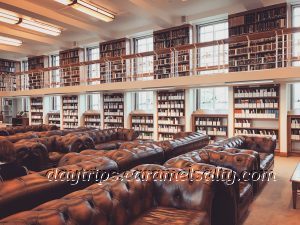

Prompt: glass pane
[
  {"left": 136, "top": 91, "right": 153, "bottom": 112},
  {"left": 293, "top": 83, "right": 300, "bottom": 109}
]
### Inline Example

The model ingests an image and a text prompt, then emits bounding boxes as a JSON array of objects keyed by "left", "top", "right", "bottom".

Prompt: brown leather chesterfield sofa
[
  {"left": 164, "top": 149, "right": 257, "bottom": 223},
  {"left": 0, "top": 164, "right": 236, "bottom": 225},
  {"left": 0, "top": 124, "right": 59, "bottom": 136},
  {"left": 0, "top": 132, "right": 209, "bottom": 219}
]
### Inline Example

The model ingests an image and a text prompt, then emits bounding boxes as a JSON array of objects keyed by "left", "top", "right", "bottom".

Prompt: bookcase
[
  {"left": 99, "top": 38, "right": 130, "bottom": 83},
  {"left": 287, "top": 115, "right": 300, "bottom": 155},
  {"left": 229, "top": 3, "right": 287, "bottom": 72},
  {"left": 103, "top": 93, "right": 124, "bottom": 129},
  {"left": 192, "top": 114, "right": 228, "bottom": 142},
  {"left": 130, "top": 113, "right": 154, "bottom": 140},
  {"left": 233, "top": 84, "right": 280, "bottom": 147},
  {"left": 59, "top": 48, "right": 84, "bottom": 87},
  {"left": 157, "top": 90, "right": 185, "bottom": 140},
  {"left": 47, "top": 112, "right": 61, "bottom": 128},
  {"left": 30, "top": 97, "right": 43, "bottom": 125},
  {"left": 0, "top": 58, "right": 20, "bottom": 91},
  {"left": 62, "top": 95, "right": 79, "bottom": 129},
  {"left": 28, "top": 56, "right": 49, "bottom": 89},
  {"left": 84, "top": 111, "right": 101, "bottom": 128},
  {"left": 154, "top": 24, "right": 192, "bottom": 79}
]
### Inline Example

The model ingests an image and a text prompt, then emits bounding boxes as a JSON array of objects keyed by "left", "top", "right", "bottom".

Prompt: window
[
  {"left": 293, "top": 6, "right": 300, "bottom": 66},
  {"left": 20, "top": 60, "right": 28, "bottom": 90},
  {"left": 134, "top": 35, "right": 154, "bottom": 80},
  {"left": 51, "top": 96, "right": 61, "bottom": 111},
  {"left": 135, "top": 91, "right": 153, "bottom": 112},
  {"left": 87, "top": 47, "right": 100, "bottom": 84},
  {"left": 196, "top": 87, "right": 228, "bottom": 110},
  {"left": 50, "top": 55, "right": 60, "bottom": 87},
  {"left": 87, "top": 93, "right": 101, "bottom": 111},
  {"left": 197, "top": 21, "right": 228, "bottom": 74}
]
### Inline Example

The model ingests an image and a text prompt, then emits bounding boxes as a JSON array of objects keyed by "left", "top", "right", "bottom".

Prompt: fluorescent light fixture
[
  {"left": 55, "top": 0, "right": 115, "bottom": 22},
  {"left": 225, "top": 80, "right": 274, "bottom": 85},
  {"left": 0, "top": 36, "right": 22, "bottom": 46},
  {"left": 18, "top": 18, "right": 62, "bottom": 36},
  {"left": 0, "top": 8, "right": 20, "bottom": 24}
]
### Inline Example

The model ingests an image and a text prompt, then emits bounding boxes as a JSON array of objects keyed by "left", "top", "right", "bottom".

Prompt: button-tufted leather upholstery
[
  {"left": 164, "top": 149, "right": 255, "bottom": 223},
  {"left": 0, "top": 164, "right": 233, "bottom": 225},
  {"left": 0, "top": 125, "right": 59, "bottom": 136}
]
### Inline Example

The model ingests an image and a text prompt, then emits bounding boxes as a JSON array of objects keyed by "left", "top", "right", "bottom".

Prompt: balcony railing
[{"left": 1, "top": 27, "right": 300, "bottom": 92}]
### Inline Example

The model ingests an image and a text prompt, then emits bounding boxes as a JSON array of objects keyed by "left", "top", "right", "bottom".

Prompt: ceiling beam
[
  {"left": 0, "top": 44, "right": 36, "bottom": 56},
  {"left": 129, "top": 0, "right": 174, "bottom": 28},
  {"left": 0, "top": 0, "right": 113, "bottom": 40},
  {"left": 241, "top": 0, "right": 264, "bottom": 10}
]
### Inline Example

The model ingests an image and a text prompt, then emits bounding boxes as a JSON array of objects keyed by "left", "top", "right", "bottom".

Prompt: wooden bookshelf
[
  {"left": 0, "top": 58, "right": 20, "bottom": 91},
  {"left": 287, "top": 115, "right": 300, "bottom": 156},
  {"left": 192, "top": 114, "right": 228, "bottom": 142},
  {"left": 62, "top": 95, "right": 79, "bottom": 129},
  {"left": 59, "top": 48, "right": 84, "bottom": 87},
  {"left": 233, "top": 84, "right": 280, "bottom": 148},
  {"left": 84, "top": 111, "right": 101, "bottom": 128},
  {"left": 28, "top": 56, "right": 49, "bottom": 89},
  {"left": 130, "top": 112, "right": 154, "bottom": 140},
  {"left": 47, "top": 111, "right": 61, "bottom": 128},
  {"left": 99, "top": 38, "right": 130, "bottom": 83},
  {"left": 157, "top": 89, "right": 185, "bottom": 140},
  {"left": 229, "top": 3, "right": 287, "bottom": 72},
  {"left": 103, "top": 93, "right": 124, "bottom": 129},
  {"left": 154, "top": 24, "right": 192, "bottom": 79},
  {"left": 30, "top": 97, "right": 43, "bottom": 125}
]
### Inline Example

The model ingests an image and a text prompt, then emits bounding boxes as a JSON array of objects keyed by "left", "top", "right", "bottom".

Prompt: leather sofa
[
  {"left": 0, "top": 125, "right": 59, "bottom": 136},
  {"left": 0, "top": 164, "right": 236, "bottom": 225},
  {"left": 164, "top": 149, "right": 257, "bottom": 223},
  {"left": 0, "top": 132, "right": 209, "bottom": 218}
]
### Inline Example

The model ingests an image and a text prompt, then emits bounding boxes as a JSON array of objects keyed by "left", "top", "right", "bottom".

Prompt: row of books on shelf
[
  {"left": 63, "top": 110, "right": 78, "bottom": 116},
  {"left": 158, "top": 134, "right": 173, "bottom": 141},
  {"left": 291, "top": 132, "right": 300, "bottom": 140},
  {"left": 104, "top": 117, "right": 123, "bottom": 123},
  {"left": 235, "top": 120, "right": 251, "bottom": 128},
  {"left": 235, "top": 109, "right": 278, "bottom": 118},
  {"left": 131, "top": 117, "right": 153, "bottom": 124},
  {"left": 103, "top": 96, "right": 124, "bottom": 102},
  {"left": 131, "top": 125, "right": 154, "bottom": 132},
  {"left": 60, "top": 50, "right": 80, "bottom": 59},
  {"left": 235, "top": 129, "right": 277, "bottom": 139},
  {"left": 195, "top": 118, "right": 223, "bottom": 126},
  {"left": 291, "top": 119, "right": 300, "bottom": 129},
  {"left": 158, "top": 93, "right": 184, "bottom": 100},
  {"left": 158, "top": 125, "right": 183, "bottom": 133},
  {"left": 158, "top": 118, "right": 184, "bottom": 125},
  {"left": 234, "top": 100, "right": 278, "bottom": 109},
  {"left": 100, "top": 42, "right": 126, "bottom": 52},
  {"left": 60, "top": 58, "right": 80, "bottom": 66},
  {"left": 84, "top": 117, "right": 101, "bottom": 123},
  {"left": 63, "top": 106, "right": 78, "bottom": 110},
  {"left": 103, "top": 104, "right": 123, "bottom": 109},
  {"left": 63, "top": 99, "right": 78, "bottom": 103},
  {"left": 104, "top": 111, "right": 123, "bottom": 116},
  {"left": 158, "top": 102, "right": 184, "bottom": 109},
  {"left": 138, "top": 133, "right": 153, "bottom": 140},
  {"left": 63, "top": 124, "right": 78, "bottom": 129},
  {"left": 31, "top": 115, "right": 43, "bottom": 119},
  {"left": 229, "top": 42, "right": 277, "bottom": 55},
  {"left": 196, "top": 128, "right": 227, "bottom": 136},
  {"left": 234, "top": 88, "right": 277, "bottom": 98},
  {"left": 31, "top": 109, "right": 43, "bottom": 113},
  {"left": 158, "top": 110, "right": 184, "bottom": 117}
]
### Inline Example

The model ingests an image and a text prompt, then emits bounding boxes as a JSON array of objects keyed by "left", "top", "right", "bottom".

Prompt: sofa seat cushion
[
  {"left": 130, "top": 207, "right": 209, "bottom": 225},
  {"left": 95, "top": 142, "right": 120, "bottom": 150},
  {"left": 48, "top": 152, "right": 65, "bottom": 164},
  {"left": 259, "top": 153, "right": 274, "bottom": 170},
  {"left": 239, "top": 182, "right": 253, "bottom": 205}
]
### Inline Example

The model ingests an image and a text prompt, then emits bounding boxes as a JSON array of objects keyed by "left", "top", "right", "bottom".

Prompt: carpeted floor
[{"left": 243, "top": 156, "right": 300, "bottom": 225}]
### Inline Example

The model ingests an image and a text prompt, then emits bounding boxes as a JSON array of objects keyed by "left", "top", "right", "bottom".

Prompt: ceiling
[{"left": 0, "top": 0, "right": 294, "bottom": 60}]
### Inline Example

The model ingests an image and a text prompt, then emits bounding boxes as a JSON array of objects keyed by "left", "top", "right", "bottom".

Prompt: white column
[
  {"left": 185, "top": 88, "right": 193, "bottom": 132},
  {"left": 153, "top": 91, "right": 158, "bottom": 141},
  {"left": 124, "top": 92, "right": 133, "bottom": 129},
  {"left": 280, "top": 82, "right": 288, "bottom": 155},
  {"left": 78, "top": 94, "right": 87, "bottom": 127},
  {"left": 43, "top": 96, "right": 51, "bottom": 124},
  {"left": 228, "top": 86, "right": 234, "bottom": 137}
]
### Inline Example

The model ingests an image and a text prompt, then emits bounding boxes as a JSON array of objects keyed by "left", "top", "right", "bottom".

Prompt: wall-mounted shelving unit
[
  {"left": 192, "top": 113, "right": 228, "bottom": 142},
  {"left": 103, "top": 93, "right": 124, "bottom": 129},
  {"left": 99, "top": 38, "right": 130, "bottom": 83},
  {"left": 83, "top": 111, "right": 101, "bottom": 128},
  {"left": 130, "top": 113, "right": 154, "bottom": 140},
  {"left": 229, "top": 3, "right": 287, "bottom": 72},
  {"left": 62, "top": 95, "right": 79, "bottom": 129},
  {"left": 59, "top": 48, "right": 84, "bottom": 87},
  {"left": 47, "top": 111, "right": 61, "bottom": 128},
  {"left": 154, "top": 24, "right": 192, "bottom": 79},
  {"left": 233, "top": 84, "right": 280, "bottom": 148},
  {"left": 157, "top": 89, "right": 185, "bottom": 140},
  {"left": 30, "top": 97, "right": 43, "bottom": 125},
  {"left": 287, "top": 115, "right": 300, "bottom": 156},
  {"left": 0, "top": 58, "right": 20, "bottom": 91},
  {"left": 28, "top": 56, "right": 49, "bottom": 89}
]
